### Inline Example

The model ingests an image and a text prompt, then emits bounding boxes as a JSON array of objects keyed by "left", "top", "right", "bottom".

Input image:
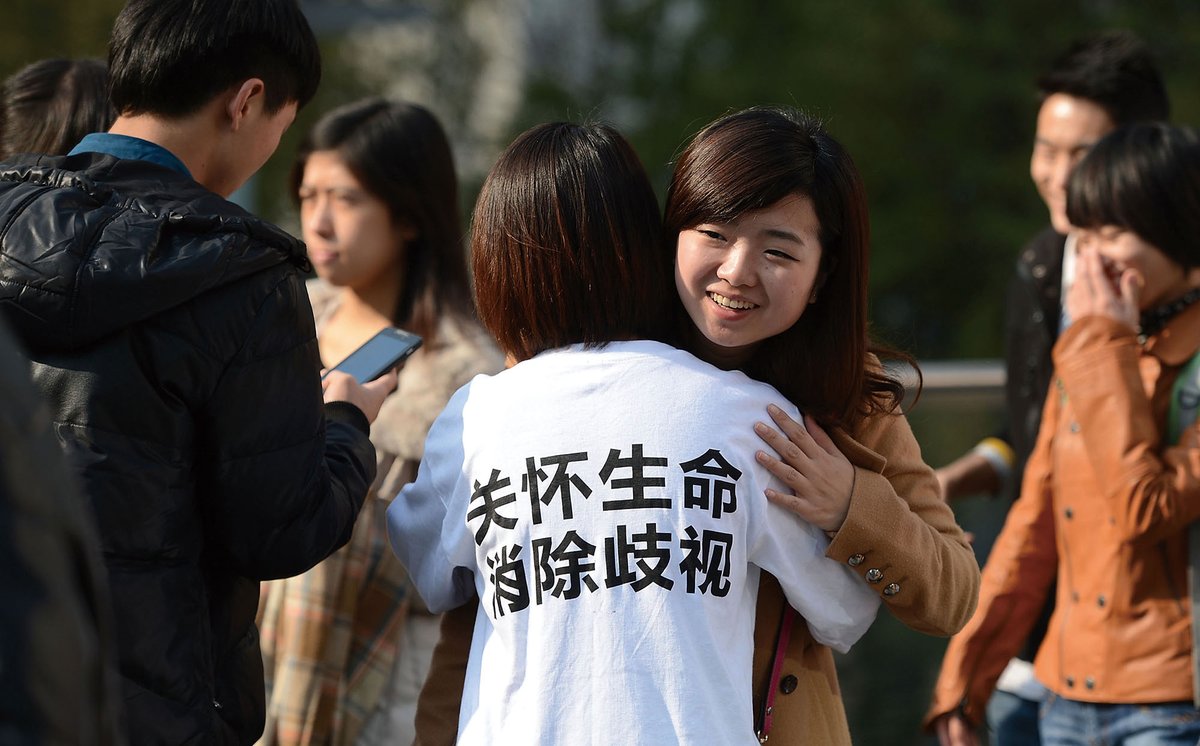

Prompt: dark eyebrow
[{"left": 763, "top": 228, "right": 804, "bottom": 245}]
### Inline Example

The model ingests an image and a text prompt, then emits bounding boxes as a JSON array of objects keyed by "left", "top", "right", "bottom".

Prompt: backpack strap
[{"left": 1169, "top": 349, "right": 1200, "bottom": 708}]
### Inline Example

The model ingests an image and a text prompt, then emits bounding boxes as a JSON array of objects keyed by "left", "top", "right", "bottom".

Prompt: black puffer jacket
[
  {"left": 0, "top": 152, "right": 377, "bottom": 745},
  {"left": 1001, "top": 224, "right": 1065, "bottom": 664},
  {"left": 0, "top": 318, "right": 125, "bottom": 746}
]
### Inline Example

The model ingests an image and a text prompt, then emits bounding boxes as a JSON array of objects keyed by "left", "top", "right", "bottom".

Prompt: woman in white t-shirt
[{"left": 386, "top": 121, "right": 879, "bottom": 744}]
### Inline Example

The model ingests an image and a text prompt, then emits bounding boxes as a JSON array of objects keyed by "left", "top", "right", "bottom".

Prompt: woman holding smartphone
[
  {"left": 256, "top": 98, "right": 503, "bottom": 746},
  {"left": 414, "top": 107, "right": 978, "bottom": 744}
]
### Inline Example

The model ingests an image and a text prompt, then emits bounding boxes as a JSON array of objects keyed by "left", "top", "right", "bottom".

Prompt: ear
[{"left": 225, "top": 78, "right": 267, "bottom": 132}]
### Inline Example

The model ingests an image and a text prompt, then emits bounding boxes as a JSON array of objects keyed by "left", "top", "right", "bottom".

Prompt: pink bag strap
[{"left": 756, "top": 605, "right": 797, "bottom": 743}]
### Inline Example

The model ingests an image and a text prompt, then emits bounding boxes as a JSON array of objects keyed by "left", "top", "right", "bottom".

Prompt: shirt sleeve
[
  {"left": 387, "top": 387, "right": 477, "bottom": 613},
  {"left": 748, "top": 487, "right": 881, "bottom": 654}
]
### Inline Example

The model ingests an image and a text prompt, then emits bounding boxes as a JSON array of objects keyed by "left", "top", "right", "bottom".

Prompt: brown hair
[
  {"left": 664, "top": 107, "right": 914, "bottom": 428},
  {"left": 471, "top": 121, "right": 670, "bottom": 361},
  {"left": 0, "top": 58, "right": 114, "bottom": 160}
]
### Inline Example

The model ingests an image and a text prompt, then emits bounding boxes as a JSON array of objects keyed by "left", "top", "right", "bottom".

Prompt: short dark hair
[
  {"left": 0, "top": 58, "right": 115, "bottom": 160},
  {"left": 290, "top": 98, "right": 472, "bottom": 343},
  {"left": 471, "top": 121, "right": 670, "bottom": 362},
  {"left": 108, "top": 0, "right": 321, "bottom": 118},
  {"left": 664, "top": 107, "right": 910, "bottom": 427},
  {"left": 1067, "top": 122, "right": 1200, "bottom": 271},
  {"left": 1036, "top": 30, "right": 1169, "bottom": 125}
]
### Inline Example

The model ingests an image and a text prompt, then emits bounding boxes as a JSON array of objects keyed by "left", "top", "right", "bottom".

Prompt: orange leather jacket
[{"left": 927, "top": 308, "right": 1200, "bottom": 728}]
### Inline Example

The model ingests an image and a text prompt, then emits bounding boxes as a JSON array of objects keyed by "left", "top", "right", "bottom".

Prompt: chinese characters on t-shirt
[{"left": 469, "top": 444, "right": 744, "bottom": 619}]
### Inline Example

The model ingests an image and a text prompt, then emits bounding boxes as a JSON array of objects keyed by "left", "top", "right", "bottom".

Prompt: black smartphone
[{"left": 322, "top": 327, "right": 423, "bottom": 384}]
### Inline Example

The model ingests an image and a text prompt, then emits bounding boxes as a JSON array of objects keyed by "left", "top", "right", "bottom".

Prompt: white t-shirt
[{"left": 388, "top": 341, "right": 879, "bottom": 745}]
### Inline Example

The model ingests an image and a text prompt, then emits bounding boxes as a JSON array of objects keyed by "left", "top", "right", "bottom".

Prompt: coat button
[
  {"left": 1066, "top": 676, "right": 1075, "bottom": 688},
  {"left": 1085, "top": 677, "right": 1095, "bottom": 690},
  {"left": 1097, "top": 595, "right": 1106, "bottom": 608},
  {"left": 1032, "top": 311, "right": 1044, "bottom": 323},
  {"left": 1032, "top": 264, "right": 1047, "bottom": 279},
  {"left": 847, "top": 554, "right": 865, "bottom": 567},
  {"left": 865, "top": 568, "right": 883, "bottom": 583},
  {"left": 779, "top": 675, "right": 798, "bottom": 694},
  {"left": 1069, "top": 422, "right": 1081, "bottom": 433},
  {"left": 883, "top": 583, "right": 901, "bottom": 597},
  {"left": 1064, "top": 507, "right": 1073, "bottom": 519}
]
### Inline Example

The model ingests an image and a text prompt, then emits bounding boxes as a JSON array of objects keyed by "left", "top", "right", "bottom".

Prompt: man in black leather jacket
[
  {"left": 0, "top": 1, "right": 396, "bottom": 743},
  {"left": 932, "top": 31, "right": 1170, "bottom": 746}
]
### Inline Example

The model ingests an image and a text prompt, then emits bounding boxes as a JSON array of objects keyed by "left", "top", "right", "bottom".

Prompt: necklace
[{"left": 1138, "top": 286, "right": 1200, "bottom": 342}]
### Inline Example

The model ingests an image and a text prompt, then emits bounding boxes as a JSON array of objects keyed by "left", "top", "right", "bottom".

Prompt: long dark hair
[
  {"left": 471, "top": 122, "right": 670, "bottom": 361},
  {"left": 290, "top": 98, "right": 472, "bottom": 342},
  {"left": 664, "top": 107, "right": 914, "bottom": 428}
]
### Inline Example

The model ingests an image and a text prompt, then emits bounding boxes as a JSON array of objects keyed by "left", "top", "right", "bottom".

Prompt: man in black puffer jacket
[{"left": 0, "top": 1, "right": 396, "bottom": 743}]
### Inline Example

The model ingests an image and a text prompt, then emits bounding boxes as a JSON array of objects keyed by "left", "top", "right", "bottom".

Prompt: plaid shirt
[
  {"left": 258, "top": 485, "right": 413, "bottom": 745},
  {"left": 255, "top": 284, "right": 505, "bottom": 745}
]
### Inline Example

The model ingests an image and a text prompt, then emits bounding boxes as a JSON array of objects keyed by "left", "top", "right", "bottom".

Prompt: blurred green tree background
[{"left": 4, "top": 1, "right": 1199, "bottom": 742}]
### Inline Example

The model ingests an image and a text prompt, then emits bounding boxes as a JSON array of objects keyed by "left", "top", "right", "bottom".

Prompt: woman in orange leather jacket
[{"left": 927, "top": 122, "right": 1200, "bottom": 745}]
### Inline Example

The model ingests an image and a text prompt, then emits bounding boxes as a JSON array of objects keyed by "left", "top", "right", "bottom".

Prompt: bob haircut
[
  {"left": 1036, "top": 30, "right": 1169, "bottom": 126},
  {"left": 471, "top": 121, "right": 670, "bottom": 362},
  {"left": 1067, "top": 122, "right": 1200, "bottom": 272},
  {"left": 0, "top": 58, "right": 115, "bottom": 160},
  {"left": 664, "top": 106, "right": 910, "bottom": 428},
  {"left": 290, "top": 98, "right": 470, "bottom": 343},
  {"left": 108, "top": 0, "right": 321, "bottom": 118}
]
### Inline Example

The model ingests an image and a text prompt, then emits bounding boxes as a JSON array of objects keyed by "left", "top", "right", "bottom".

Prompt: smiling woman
[
  {"left": 674, "top": 193, "right": 824, "bottom": 369},
  {"left": 662, "top": 107, "right": 980, "bottom": 745}
]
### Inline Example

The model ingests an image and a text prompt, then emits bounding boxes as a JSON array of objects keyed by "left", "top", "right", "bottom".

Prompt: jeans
[
  {"left": 988, "top": 690, "right": 1042, "bottom": 746},
  {"left": 1039, "top": 694, "right": 1200, "bottom": 745}
]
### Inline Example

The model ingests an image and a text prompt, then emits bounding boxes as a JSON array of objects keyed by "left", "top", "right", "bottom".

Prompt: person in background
[
  {"left": 0, "top": 57, "right": 115, "bottom": 160},
  {"left": 413, "top": 107, "right": 979, "bottom": 745},
  {"left": 389, "top": 120, "right": 880, "bottom": 744},
  {"left": 257, "top": 98, "right": 503, "bottom": 746},
  {"left": 933, "top": 30, "right": 1170, "bottom": 745},
  {"left": 928, "top": 122, "right": 1200, "bottom": 745},
  {"left": 0, "top": 0, "right": 395, "bottom": 742}
]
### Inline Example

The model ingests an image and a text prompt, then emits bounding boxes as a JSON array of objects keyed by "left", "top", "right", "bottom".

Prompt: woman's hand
[
  {"left": 1066, "top": 245, "right": 1141, "bottom": 330},
  {"left": 754, "top": 404, "right": 855, "bottom": 533}
]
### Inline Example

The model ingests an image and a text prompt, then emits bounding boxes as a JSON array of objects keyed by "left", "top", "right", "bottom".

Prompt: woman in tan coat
[{"left": 413, "top": 108, "right": 979, "bottom": 744}]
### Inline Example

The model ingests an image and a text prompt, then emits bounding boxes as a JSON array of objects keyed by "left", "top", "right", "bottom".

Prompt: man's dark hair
[
  {"left": 1036, "top": 30, "right": 1169, "bottom": 125},
  {"left": 0, "top": 58, "right": 115, "bottom": 160},
  {"left": 108, "top": 0, "right": 321, "bottom": 118}
]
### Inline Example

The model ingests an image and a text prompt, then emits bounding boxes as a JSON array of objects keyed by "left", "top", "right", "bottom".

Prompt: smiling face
[
  {"left": 1030, "top": 93, "right": 1116, "bottom": 234},
  {"left": 674, "top": 193, "right": 823, "bottom": 368},
  {"left": 298, "top": 150, "right": 411, "bottom": 292}
]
